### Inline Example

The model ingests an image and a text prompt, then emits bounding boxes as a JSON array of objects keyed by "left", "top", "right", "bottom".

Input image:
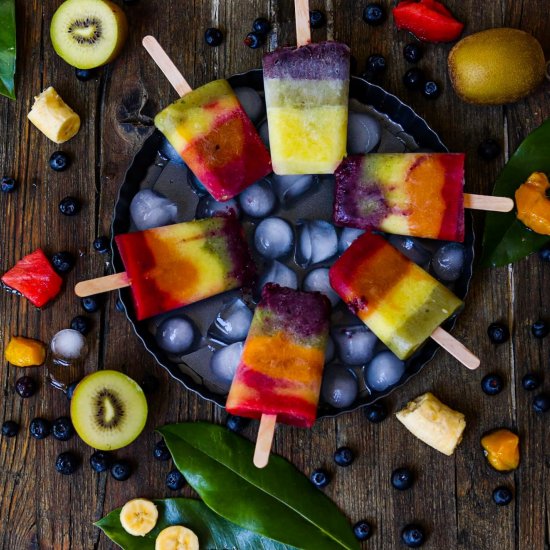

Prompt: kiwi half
[
  {"left": 70, "top": 370, "right": 148, "bottom": 450},
  {"left": 50, "top": 0, "right": 128, "bottom": 70}
]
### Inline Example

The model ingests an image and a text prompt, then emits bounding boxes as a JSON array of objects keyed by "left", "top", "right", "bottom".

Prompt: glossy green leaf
[
  {"left": 96, "top": 498, "right": 296, "bottom": 550},
  {"left": 159, "top": 423, "right": 359, "bottom": 550},
  {"left": 0, "top": 0, "right": 16, "bottom": 100},
  {"left": 480, "top": 118, "right": 550, "bottom": 267}
]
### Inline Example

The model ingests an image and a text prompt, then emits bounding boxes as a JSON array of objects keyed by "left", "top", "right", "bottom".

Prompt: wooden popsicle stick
[
  {"left": 253, "top": 414, "right": 277, "bottom": 468},
  {"left": 142, "top": 35, "right": 193, "bottom": 97},
  {"left": 75, "top": 272, "right": 130, "bottom": 297},
  {"left": 430, "top": 326, "right": 480, "bottom": 370},
  {"left": 463, "top": 193, "right": 514, "bottom": 213},
  {"left": 294, "top": 0, "right": 311, "bottom": 47}
]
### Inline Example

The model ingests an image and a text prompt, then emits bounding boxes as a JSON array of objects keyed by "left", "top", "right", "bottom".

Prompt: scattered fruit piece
[
  {"left": 403, "top": 42, "right": 422, "bottom": 63},
  {"left": 422, "top": 80, "right": 440, "bottom": 99},
  {"left": 244, "top": 31, "right": 263, "bottom": 49},
  {"left": 531, "top": 319, "right": 549, "bottom": 338},
  {"left": 90, "top": 450, "right": 113, "bottom": 472},
  {"left": 1, "top": 176, "right": 16, "bottom": 193},
  {"left": 65, "top": 380, "right": 80, "bottom": 400},
  {"left": 533, "top": 393, "right": 550, "bottom": 413},
  {"left": 364, "top": 401, "right": 388, "bottom": 423},
  {"left": 477, "top": 138, "right": 501, "bottom": 161},
  {"left": 492, "top": 486, "right": 513, "bottom": 506},
  {"left": 1, "top": 249, "right": 63, "bottom": 308},
  {"left": 487, "top": 322, "right": 509, "bottom": 344},
  {"left": 70, "top": 315, "right": 91, "bottom": 335},
  {"left": 391, "top": 467, "right": 414, "bottom": 490},
  {"left": 15, "top": 376, "right": 38, "bottom": 398},
  {"left": 50, "top": 0, "right": 128, "bottom": 69},
  {"left": 59, "top": 196, "right": 80, "bottom": 216},
  {"left": 204, "top": 27, "right": 223, "bottom": 47},
  {"left": 81, "top": 296, "right": 101, "bottom": 313},
  {"left": 166, "top": 469, "right": 186, "bottom": 491},
  {"left": 70, "top": 370, "right": 148, "bottom": 450},
  {"left": 353, "top": 520, "right": 372, "bottom": 541},
  {"left": 225, "top": 414, "right": 250, "bottom": 432},
  {"left": 49, "top": 151, "right": 70, "bottom": 172},
  {"left": 448, "top": 28, "right": 546, "bottom": 105},
  {"left": 51, "top": 251, "right": 75, "bottom": 274},
  {"left": 1, "top": 420, "right": 19, "bottom": 437},
  {"left": 515, "top": 173, "right": 550, "bottom": 236},
  {"left": 4, "top": 336, "right": 46, "bottom": 367},
  {"left": 401, "top": 523, "right": 426, "bottom": 547},
  {"left": 153, "top": 439, "right": 171, "bottom": 461},
  {"left": 30, "top": 417, "right": 51, "bottom": 439},
  {"left": 366, "top": 54, "right": 386, "bottom": 74},
  {"left": 120, "top": 498, "right": 158, "bottom": 536},
  {"left": 111, "top": 460, "right": 132, "bottom": 481},
  {"left": 481, "top": 373, "right": 504, "bottom": 396},
  {"left": 396, "top": 392, "right": 466, "bottom": 456},
  {"left": 75, "top": 67, "right": 97, "bottom": 81},
  {"left": 155, "top": 525, "right": 199, "bottom": 550},
  {"left": 93, "top": 236, "right": 110, "bottom": 253},
  {"left": 362, "top": 3, "right": 386, "bottom": 26},
  {"left": 115, "top": 298, "right": 125, "bottom": 312},
  {"left": 522, "top": 373, "right": 542, "bottom": 391},
  {"left": 27, "top": 87, "right": 81, "bottom": 143},
  {"left": 309, "top": 10, "right": 326, "bottom": 29},
  {"left": 252, "top": 17, "right": 271, "bottom": 35},
  {"left": 310, "top": 468, "right": 331, "bottom": 488},
  {"left": 56, "top": 451, "right": 80, "bottom": 474},
  {"left": 52, "top": 416, "right": 75, "bottom": 441},
  {"left": 481, "top": 429, "right": 520, "bottom": 471},
  {"left": 334, "top": 446, "right": 355, "bottom": 467},
  {"left": 539, "top": 244, "right": 550, "bottom": 262},
  {"left": 403, "top": 67, "right": 425, "bottom": 90}
]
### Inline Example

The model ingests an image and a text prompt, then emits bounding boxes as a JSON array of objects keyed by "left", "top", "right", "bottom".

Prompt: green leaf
[
  {"left": 160, "top": 423, "right": 360, "bottom": 550},
  {"left": 480, "top": 118, "right": 550, "bottom": 267},
  {"left": 95, "top": 498, "right": 296, "bottom": 550},
  {"left": 0, "top": 0, "right": 16, "bottom": 100}
]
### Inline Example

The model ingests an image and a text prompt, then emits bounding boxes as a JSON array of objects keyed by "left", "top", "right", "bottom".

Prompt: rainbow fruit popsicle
[
  {"left": 115, "top": 217, "right": 255, "bottom": 320},
  {"left": 154, "top": 79, "right": 271, "bottom": 201},
  {"left": 329, "top": 232, "right": 463, "bottom": 360},
  {"left": 263, "top": 41, "right": 350, "bottom": 175},
  {"left": 226, "top": 283, "right": 330, "bottom": 428},
  {"left": 333, "top": 153, "right": 465, "bottom": 241}
]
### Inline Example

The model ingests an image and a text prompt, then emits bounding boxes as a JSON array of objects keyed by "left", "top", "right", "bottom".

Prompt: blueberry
[
  {"left": 353, "top": 520, "right": 372, "bottom": 541},
  {"left": 362, "top": 3, "right": 386, "bottom": 25},
  {"left": 401, "top": 524, "right": 426, "bottom": 547},
  {"left": 204, "top": 27, "right": 223, "bottom": 47},
  {"left": 492, "top": 486, "right": 513, "bottom": 506},
  {"left": 531, "top": 320, "right": 549, "bottom": 339},
  {"left": 403, "top": 43, "right": 422, "bottom": 63},
  {"left": 533, "top": 392, "right": 550, "bottom": 413},
  {"left": 65, "top": 380, "right": 79, "bottom": 400},
  {"left": 51, "top": 251, "right": 75, "bottom": 274},
  {"left": 166, "top": 469, "right": 186, "bottom": 491},
  {"left": 70, "top": 315, "right": 91, "bottom": 335},
  {"left": 364, "top": 401, "right": 388, "bottom": 423},
  {"left": 115, "top": 298, "right": 125, "bottom": 312},
  {"left": 15, "top": 376, "right": 37, "bottom": 398},
  {"left": 309, "top": 10, "right": 326, "bottom": 29},
  {"left": 487, "top": 322, "right": 509, "bottom": 344},
  {"left": 140, "top": 374, "right": 159, "bottom": 395},
  {"left": 310, "top": 468, "right": 330, "bottom": 488},
  {"left": 55, "top": 451, "right": 79, "bottom": 475},
  {"left": 522, "top": 372, "right": 542, "bottom": 391},
  {"left": 226, "top": 414, "right": 250, "bottom": 433},
  {"left": 49, "top": 151, "right": 70, "bottom": 172},
  {"left": 2, "top": 420, "right": 19, "bottom": 437},
  {"left": 59, "top": 196, "right": 80, "bottom": 216},
  {"left": 52, "top": 416, "right": 74, "bottom": 441},
  {"left": 481, "top": 373, "right": 504, "bottom": 396},
  {"left": 478, "top": 139, "right": 501, "bottom": 161},
  {"left": 422, "top": 80, "right": 441, "bottom": 99},
  {"left": 111, "top": 460, "right": 132, "bottom": 481},
  {"left": 252, "top": 17, "right": 271, "bottom": 35},
  {"left": 334, "top": 446, "right": 355, "bottom": 467},
  {"left": 75, "top": 68, "right": 97, "bottom": 81},
  {"left": 403, "top": 68, "right": 425, "bottom": 90},
  {"left": 90, "top": 451, "right": 113, "bottom": 473},
  {"left": 81, "top": 296, "right": 100, "bottom": 313},
  {"left": 30, "top": 418, "right": 51, "bottom": 439},
  {"left": 366, "top": 54, "right": 386, "bottom": 74},
  {"left": 1, "top": 176, "right": 16, "bottom": 193},
  {"left": 153, "top": 439, "right": 171, "bottom": 461},
  {"left": 244, "top": 31, "right": 264, "bottom": 49},
  {"left": 391, "top": 467, "right": 414, "bottom": 490},
  {"left": 93, "top": 236, "right": 110, "bottom": 254},
  {"left": 539, "top": 244, "right": 550, "bottom": 262}
]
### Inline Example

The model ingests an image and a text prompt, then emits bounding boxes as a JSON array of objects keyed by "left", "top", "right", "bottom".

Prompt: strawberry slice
[{"left": 2, "top": 249, "right": 63, "bottom": 308}]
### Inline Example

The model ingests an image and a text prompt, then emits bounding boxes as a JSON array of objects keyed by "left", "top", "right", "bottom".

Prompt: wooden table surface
[{"left": 1, "top": 1, "right": 549, "bottom": 548}]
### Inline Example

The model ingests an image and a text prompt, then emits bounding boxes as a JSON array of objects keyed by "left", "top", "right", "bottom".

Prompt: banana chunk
[
  {"left": 396, "top": 392, "right": 466, "bottom": 456},
  {"left": 155, "top": 525, "right": 199, "bottom": 550},
  {"left": 27, "top": 87, "right": 80, "bottom": 143},
  {"left": 120, "top": 498, "right": 159, "bottom": 537}
]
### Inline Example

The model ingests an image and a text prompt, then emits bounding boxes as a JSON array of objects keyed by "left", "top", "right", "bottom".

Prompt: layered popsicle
[
  {"left": 333, "top": 153, "right": 465, "bottom": 241},
  {"left": 329, "top": 232, "right": 463, "bottom": 360},
  {"left": 154, "top": 79, "right": 271, "bottom": 201},
  {"left": 115, "top": 217, "right": 255, "bottom": 320},
  {"left": 226, "top": 283, "right": 331, "bottom": 428},
  {"left": 263, "top": 41, "right": 350, "bottom": 175}
]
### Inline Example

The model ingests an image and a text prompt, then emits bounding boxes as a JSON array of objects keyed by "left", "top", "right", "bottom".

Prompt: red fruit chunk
[
  {"left": 393, "top": 0, "right": 464, "bottom": 43},
  {"left": 2, "top": 249, "right": 63, "bottom": 308}
]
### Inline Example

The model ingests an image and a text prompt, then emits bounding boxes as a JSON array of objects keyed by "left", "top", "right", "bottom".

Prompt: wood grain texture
[{"left": 0, "top": 1, "right": 548, "bottom": 549}]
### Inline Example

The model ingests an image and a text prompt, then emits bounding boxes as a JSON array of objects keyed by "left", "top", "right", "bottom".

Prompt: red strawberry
[{"left": 2, "top": 249, "right": 63, "bottom": 308}]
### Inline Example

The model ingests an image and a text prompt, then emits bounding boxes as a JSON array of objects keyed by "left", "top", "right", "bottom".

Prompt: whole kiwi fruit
[{"left": 448, "top": 28, "right": 546, "bottom": 105}]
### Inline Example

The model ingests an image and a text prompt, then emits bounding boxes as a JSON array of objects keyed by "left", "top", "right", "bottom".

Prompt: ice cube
[
  {"left": 195, "top": 195, "right": 240, "bottom": 219},
  {"left": 209, "top": 298, "right": 253, "bottom": 344},
  {"left": 388, "top": 235, "right": 431, "bottom": 269},
  {"left": 258, "top": 261, "right": 298, "bottom": 292},
  {"left": 234, "top": 87, "right": 264, "bottom": 123},
  {"left": 271, "top": 174, "right": 316, "bottom": 205},
  {"left": 347, "top": 111, "right": 382, "bottom": 155},
  {"left": 238, "top": 179, "right": 277, "bottom": 218},
  {"left": 254, "top": 217, "right": 294, "bottom": 259},
  {"left": 303, "top": 268, "right": 340, "bottom": 306},
  {"left": 332, "top": 325, "right": 378, "bottom": 365},
  {"left": 338, "top": 227, "right": 365, "bottom": 253},
  {"left": 321, "top": 365, "right": 358, "bottom": 408},
  {"left": 155, "top": 316, "right": 197, "bottom": 354},
  {"left": 210, "top": 342, "right": 244, "bottom": 387},
  {"left": 130, "top": 189, "right": 178, "bottom": 231},
  {"left": 50, "top": 329, "right": 88, "bottom": 366},
  {"left": 295, "top": 220, "right": 338, "bottom": 268},
  {"left": 432, "top": 242, "right": 465, "bottom": 282},
  {"left": 364, "top": 351, "right": 405, "bottom": 392},
  {"left": 258, "top": 120, "right": 270, "bottom": 149}
]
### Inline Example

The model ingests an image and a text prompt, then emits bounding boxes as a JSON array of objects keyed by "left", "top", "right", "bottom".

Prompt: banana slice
[
  {"left": 155, "top": 525, "right": 199, "bottom": 550},
  {"left": 396, "top": 392, "right": 466, "bottom": 456},
  {"left": 120, "top": 498, "right": 159, "bottom": 537},
  {"left": 27, "top": 87, "right": 81, "bottom": 143}
]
